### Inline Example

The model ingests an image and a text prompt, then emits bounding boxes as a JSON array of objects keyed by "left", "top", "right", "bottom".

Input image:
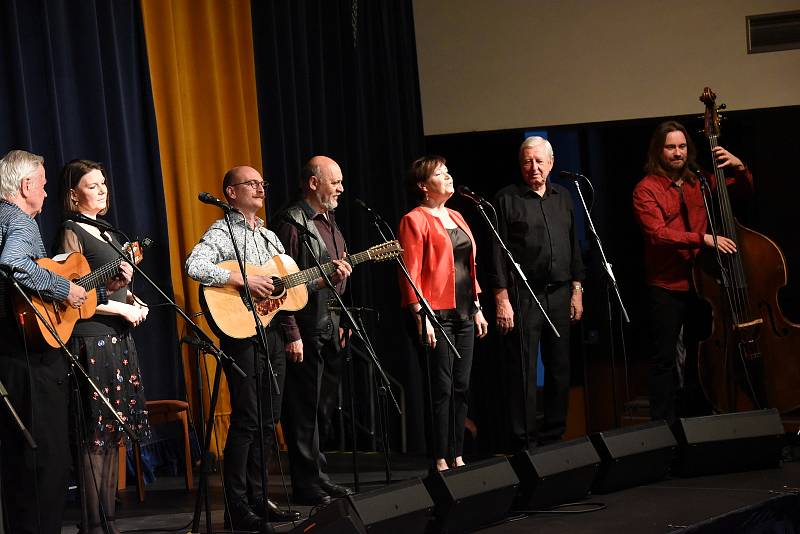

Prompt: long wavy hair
[{"left": 644, "top": 121, "right": 699, "bottom": 183}]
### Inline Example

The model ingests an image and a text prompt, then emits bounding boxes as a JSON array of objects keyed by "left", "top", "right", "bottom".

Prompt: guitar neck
[
  {"left": 282, "top": 250, "right": 373, "bottom": 289},
  {"left": 75, "top": 257, "right": 125, "bottom": 290}
]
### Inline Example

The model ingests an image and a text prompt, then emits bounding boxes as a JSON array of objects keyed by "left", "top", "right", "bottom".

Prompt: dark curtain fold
[
  {"left": 251, "top": 0, "right": 427, "bottom": 452},
  {"left": 0, "top": 0, "right": 181, "bottom": 400}
]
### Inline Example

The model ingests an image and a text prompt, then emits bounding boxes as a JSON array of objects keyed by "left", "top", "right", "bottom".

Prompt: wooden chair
[{"left": 118, "top": 399, "right": 194, "bottom": 502}]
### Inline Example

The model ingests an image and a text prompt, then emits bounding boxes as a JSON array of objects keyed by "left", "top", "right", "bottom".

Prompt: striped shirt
[{"left": 0, "top": 199, "right": 71, "bottom": 319}]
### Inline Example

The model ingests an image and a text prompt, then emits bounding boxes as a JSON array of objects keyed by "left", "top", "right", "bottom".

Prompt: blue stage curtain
[{"left": 0, "top": 0, "right": 181, "bottom": 401}]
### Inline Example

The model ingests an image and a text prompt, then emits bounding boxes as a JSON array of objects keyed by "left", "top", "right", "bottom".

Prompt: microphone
[
  {"left": 354, "top": 198, "right": 385, "bottom": 222},
  {"left": 198, "top": 192, "right": 239, "bottom": 213},
  {"left": 456, "top": 185, "right": 488, "bottom": 205},
  {"left": 282, "top": 217, "right": 318, "bottom": 241},
  {"left": 558, "top": 170, "right": 587, "bottom": 181},
  {"left": 66, "top": 213, "right": 118, "bottom": 232},
  {"left": 691, "top": 168, "right": 710, "bottom": 188}
]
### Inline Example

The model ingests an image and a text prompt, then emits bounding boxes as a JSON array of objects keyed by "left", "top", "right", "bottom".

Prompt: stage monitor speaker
[
  {"left": 288, "top": 498, "right": 366, "bottom": 534},
  {"left": 672, "top": 408, "right": 785, "bottom": 477},
  {"left": 289, "top": 479, "right": 433, "bottom": 534},
  {"left": 590, "top": 420, "right": 676, "bottom": 493},
  {"left": 347, "top": 478, "right": 434, "bottom": 534},
  {"left": 509, "top": 436, "right": 600, "bottom": 510},
  {"left": 424, "top": 456, "right": 518, "bottom": 533}
]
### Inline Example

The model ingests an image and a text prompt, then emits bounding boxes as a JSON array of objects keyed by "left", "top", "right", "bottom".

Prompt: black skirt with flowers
[{"left": 70, "top": 332, "right": 151, "bottom": 450}]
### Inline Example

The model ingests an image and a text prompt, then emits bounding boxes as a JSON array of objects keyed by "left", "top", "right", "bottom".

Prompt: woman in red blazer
[{"left": 398, "top": 156, "right": 488, "bottom": 472}]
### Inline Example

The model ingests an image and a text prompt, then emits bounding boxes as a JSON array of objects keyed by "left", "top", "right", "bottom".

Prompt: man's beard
[{"left": 316, "top": 191, "right": 338, "bottom": 211}]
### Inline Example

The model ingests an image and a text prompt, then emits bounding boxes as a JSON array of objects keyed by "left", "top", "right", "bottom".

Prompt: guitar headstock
[
  {"left": 699, "top": 86, "right": 724, "bottom": 139},
  {"left": 124, "top": 237, "right": 153, "bottom": 266},
  {"left": 367, "top": 240, "right": 403, "bottom": 262}
]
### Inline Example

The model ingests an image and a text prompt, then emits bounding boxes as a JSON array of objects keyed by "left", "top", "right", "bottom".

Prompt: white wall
[{"left": 413, "top": 0, "right": 800, "bottom": 135}]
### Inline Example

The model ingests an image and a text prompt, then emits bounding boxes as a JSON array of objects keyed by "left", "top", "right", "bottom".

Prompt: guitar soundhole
[{"left": 271, "top": 277, "right": 286, "bottom": 298}]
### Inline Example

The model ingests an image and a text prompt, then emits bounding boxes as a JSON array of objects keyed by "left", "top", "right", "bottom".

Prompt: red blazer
[{"left": 397, "top": 206, "right": 481, "bottom": 309}]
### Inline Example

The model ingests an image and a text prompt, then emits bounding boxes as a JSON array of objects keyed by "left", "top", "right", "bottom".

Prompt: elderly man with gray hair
[
  {"left": 0, "top": 149, "right": 130, "bottom": 533},
  {"left": 486, "top": 136, "right": 585, "bottom": 452}
]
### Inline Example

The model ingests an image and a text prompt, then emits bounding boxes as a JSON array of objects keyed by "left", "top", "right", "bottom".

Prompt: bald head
[{"left": 301, "top": 156, "right": 343, "bottom": 213}]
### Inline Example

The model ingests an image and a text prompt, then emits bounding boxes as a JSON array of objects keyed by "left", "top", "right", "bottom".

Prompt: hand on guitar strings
[
  {"left": 107, "top": 261, "right": 133, "bottom": 292},
  {"left": 328, "top": 259, "right": 352, "bottom": 285},
  {"left": 67, "top": 282, "right": 88, "bottom": 308}
]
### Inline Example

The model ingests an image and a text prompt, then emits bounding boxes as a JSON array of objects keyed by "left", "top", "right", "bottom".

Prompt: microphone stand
[
  {"left": 327, "top": 303, "right": 378, "bottom": 493},
  {"left": 0, "top": 269, "right": 139, "bottom": 442},
  {"left": 463, "top": 195, "right": 558, "bottom": 452},
  {"left": 87, "top": 220, "right": 244, "bottom": 534},
  {"left": 571, "top": 175, "right": 630, "bottom": 427},
  {"left": 0, "top": 355, "right": 36, "bottom": 450},
  {"left": 357, "top": 204, "right": 464, "bottom": 471},
  {"left": 295, "top": 226, "right": 401, "bottom": 487}
]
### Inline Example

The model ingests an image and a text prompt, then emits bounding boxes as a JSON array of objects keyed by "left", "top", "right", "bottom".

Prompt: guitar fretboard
[
  {"left": 75, "top": 255, "right": 129, "bottom": 290},
  {"left": 281, "top": 250, "right": 374, "bottom": 290}
]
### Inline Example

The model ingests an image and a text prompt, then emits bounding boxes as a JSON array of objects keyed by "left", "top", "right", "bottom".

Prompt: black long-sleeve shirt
[{"left": 486, "top": 182, "right": 585, "bottom": 291}]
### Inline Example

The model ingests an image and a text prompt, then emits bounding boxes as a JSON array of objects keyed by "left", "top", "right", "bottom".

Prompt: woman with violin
[
  {"left": 632, "top": 120, "right": 752, "bottom": 425},
  {"left": 58, "top": 160, "right": 151, "bottom": 534}
]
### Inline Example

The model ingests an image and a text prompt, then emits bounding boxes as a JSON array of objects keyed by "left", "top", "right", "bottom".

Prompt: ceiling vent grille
[{"left": 747, "top": 10, "right": 800, "bottom": 53}]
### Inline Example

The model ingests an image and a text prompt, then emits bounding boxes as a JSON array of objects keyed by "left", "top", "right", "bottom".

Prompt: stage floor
[{"left": 61, "top": 455, "right": 800, "bottom": 533}]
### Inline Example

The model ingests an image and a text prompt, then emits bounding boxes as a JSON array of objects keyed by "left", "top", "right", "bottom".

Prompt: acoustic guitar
[
  {"left": 200, "top": 240, "right": 403, "bottom": 339},
  {"left": 16, "top": 239, "right": 149, "bottom": 349}
]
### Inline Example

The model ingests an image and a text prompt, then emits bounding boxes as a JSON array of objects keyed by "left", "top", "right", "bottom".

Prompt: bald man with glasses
[{"left": 186, "top": 166, "right": 300, "bottom": 533}]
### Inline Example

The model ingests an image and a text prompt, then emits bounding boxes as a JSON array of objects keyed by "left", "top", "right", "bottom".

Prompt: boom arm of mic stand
[
  {"left": 97, "top": 232, "right": 246, "bottom": 378},
  {"left": 571, "top": 179, "right": 629, "bottom": 323},
  {"left": 298, "top": 235, "right": 402, "bottom": 415},
  {"left": 0, "top": 270, "right": 138, "bottom": 442},
  {"left": 473, "top": 203, "right": 560, "bottom": 338}
]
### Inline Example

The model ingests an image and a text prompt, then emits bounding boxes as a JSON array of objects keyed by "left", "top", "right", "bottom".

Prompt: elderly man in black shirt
[{"left": 487, "top": 136, "right": 585, "bottom": 452}]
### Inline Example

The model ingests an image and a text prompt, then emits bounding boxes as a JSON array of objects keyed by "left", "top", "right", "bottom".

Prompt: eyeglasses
[{"left": 230, "top": 180, "right": 268, "bottom": 190}]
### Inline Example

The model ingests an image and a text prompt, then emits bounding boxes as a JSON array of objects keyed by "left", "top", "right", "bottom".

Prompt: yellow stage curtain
[{"left": 141, "top": 0, "right": 264, "bottom": 457}]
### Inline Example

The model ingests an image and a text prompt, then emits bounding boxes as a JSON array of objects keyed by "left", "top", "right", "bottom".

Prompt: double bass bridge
[{"left": 732, "top": 318, "right": 764, "bottom": 361}]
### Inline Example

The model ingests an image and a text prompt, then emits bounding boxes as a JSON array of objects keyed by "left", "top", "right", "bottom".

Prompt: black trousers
[
  {"left": 220, "top": 328, "right": 286, "bottom": 506},
  {"left": 0, "top": 344, "right": 71, "bottom": 534},
  {"left": 502, "top": 284, "right": 572, "bottom": 451},
  {"left": 282, "top": 335, "right": 342, "bottom": 491},
  {"left": 646, "top": 286, "right": 709, "bottom": 425},
  {"left": 412, "top": 315, "right": 475, "bottom": 461}
]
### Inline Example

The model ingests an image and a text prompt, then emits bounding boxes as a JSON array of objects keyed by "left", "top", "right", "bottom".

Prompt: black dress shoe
[
  {"left": 292, "top": 486, "right": 332, "bottom": 506},
  {"left": 251, "top": 496, "right": 302, "bottom": 522},
  {"left": 320, "top": 480, "right": 354, "bottom": 498},
  {"left": 225, "top": 501, "right": 275, "bottom": 534}
]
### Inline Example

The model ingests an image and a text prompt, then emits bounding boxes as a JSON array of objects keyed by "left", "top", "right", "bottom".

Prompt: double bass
[{"left": 694, "top": 87, "right": 800, "bottom": 414}]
